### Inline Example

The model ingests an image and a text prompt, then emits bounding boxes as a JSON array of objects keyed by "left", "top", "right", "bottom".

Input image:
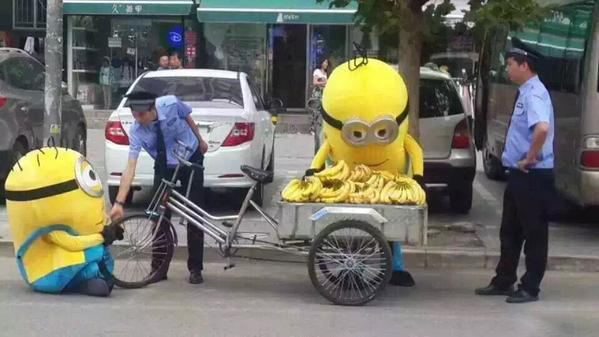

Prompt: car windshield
[
  {"left": 127, "top": 76, "right": 244, "bottom": 108},
  {"left": 420, "top": 79, "right": 464, "bottom": 118}
]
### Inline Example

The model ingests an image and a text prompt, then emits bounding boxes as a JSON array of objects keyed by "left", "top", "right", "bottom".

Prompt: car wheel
[
  {"left": 482, "top": 140, "right": 505, "bottom": 180},
  {"left": 72, "top": 126, "right": 87, "bottom": 156},
  {"left": 449, "top": 182, "right": 473, "bottom": 214},
  {"left": 265, "top": 146, "right": 274, "bottom": 184},
  {"left": 108, "top": 186, "right": 134, "bottom": 205}
]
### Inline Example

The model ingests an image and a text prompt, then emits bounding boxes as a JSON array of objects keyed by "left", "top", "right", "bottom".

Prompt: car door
[{"left": 3, "top": 57, "right": 45, "bottom": 148}]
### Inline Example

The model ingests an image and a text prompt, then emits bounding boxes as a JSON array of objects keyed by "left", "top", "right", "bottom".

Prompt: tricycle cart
[{"left": 107, "top": 143, "right": 427, "bottom": 306}]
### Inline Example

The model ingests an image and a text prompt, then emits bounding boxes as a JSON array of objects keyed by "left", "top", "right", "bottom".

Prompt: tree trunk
[
  {"left": 397, "top": 5, "right": 424, "bottom": 142},
  {"left": 44, "top": 0, "right": 63, "bottom": 146}
]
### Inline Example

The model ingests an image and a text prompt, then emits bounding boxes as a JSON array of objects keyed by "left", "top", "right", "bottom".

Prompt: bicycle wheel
[
  {"left": 107, "top": 214, "right": 174, "bottom": 288},
  {"left": 308, "top": 220, "right": 392, "bottom": 306}
]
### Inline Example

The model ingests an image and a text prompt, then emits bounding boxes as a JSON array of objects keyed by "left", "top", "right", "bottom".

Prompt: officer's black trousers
[
  {"left": 492, "top": 168, "right": 554, "bottom": 296},
  {"left": 152, "top": 149, "right": 205, "bottom": 274}
]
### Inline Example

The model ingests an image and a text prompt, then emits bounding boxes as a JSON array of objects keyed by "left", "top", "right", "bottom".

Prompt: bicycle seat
[{"left": 241, "top": 165, "right": 273, "bottom": 184}]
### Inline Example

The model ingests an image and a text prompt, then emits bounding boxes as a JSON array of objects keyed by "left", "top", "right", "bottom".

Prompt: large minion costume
[
  {"left": 4, "top": 148, "right": 121, "bottom": 296},
  {"left": 309, "top": 57, "right": 425, "bottom": 287}
]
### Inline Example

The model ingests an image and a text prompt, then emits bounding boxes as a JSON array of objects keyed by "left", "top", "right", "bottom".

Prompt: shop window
[
  {"left": 14, "top": 0, "right": 46, "bottom": 30},
  {"left": 200, "top": 23, "right": 267, "bottom": 96}
]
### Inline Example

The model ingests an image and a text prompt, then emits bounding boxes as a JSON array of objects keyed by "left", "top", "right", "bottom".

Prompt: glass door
[
  {"left": 308, "top": 25, "right": 348, "bottom": 101},
  {"left": 268, "top": 24, "right": 307, "bottom": 109}
]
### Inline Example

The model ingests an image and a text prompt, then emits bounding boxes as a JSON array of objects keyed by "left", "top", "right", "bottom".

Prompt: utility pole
[{"left": 44, "top": 0, "right": 63, "bottom": 146}]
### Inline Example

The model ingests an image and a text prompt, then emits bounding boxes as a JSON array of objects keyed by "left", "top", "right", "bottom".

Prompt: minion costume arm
[
  {"left": 309, "top": 141, "right": 331, "bottom": 171},
  {"left": 404, "top": 134, "right": 424, "bottom": 177},
  {"left": 43, "top": 232, "right": 104, "bottom": 252}
]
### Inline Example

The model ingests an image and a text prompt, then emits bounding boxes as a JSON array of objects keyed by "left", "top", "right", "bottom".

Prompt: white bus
[{"left": 474, "top": 0, "right": 599, "bottom": 206}]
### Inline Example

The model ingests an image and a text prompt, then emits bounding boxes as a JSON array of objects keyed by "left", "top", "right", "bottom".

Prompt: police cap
[{"left": 125, "top": 91, "right": 158, "bottom": 112}]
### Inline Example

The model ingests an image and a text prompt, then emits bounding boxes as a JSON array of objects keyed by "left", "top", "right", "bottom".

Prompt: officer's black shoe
[
  {"left": 148, "top": 269, "right": 168, "bottom": 284},
  {"left": 189, "top": 271, "right": 204, "bottom": 285},
  {"left": 506, "top": 289, "right": 538, "bottom": 303},
  {"left": 389, "top": 270, "right": 415, "bottom": 287},
  {"left": 78, "top": 278, "right": 111, "bottom": 297},
  {"left": 475, "top": 283, "right": 515, "bottom": 296}
]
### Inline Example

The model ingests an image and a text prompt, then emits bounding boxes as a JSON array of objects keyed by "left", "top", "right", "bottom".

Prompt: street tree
[{"left": 319, "top": 0, "right": 455, "bottom": 141}]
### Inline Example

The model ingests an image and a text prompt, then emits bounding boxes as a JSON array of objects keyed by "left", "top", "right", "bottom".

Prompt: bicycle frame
[{"left": 144, "top": 143, "right": 291, "bottom": 260}]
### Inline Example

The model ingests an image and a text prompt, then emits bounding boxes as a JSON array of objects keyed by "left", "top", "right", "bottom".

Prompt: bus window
[{"left": 488, "top": 29, "right": 509, "bottom": 84}]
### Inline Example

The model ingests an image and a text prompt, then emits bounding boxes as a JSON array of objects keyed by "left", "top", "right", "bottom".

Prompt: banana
[
  {"left": 282, "top": 179, "right": 301, "bottom": 201},
  {"left": 380, "top": 171, "right": 395, "bottom": 182},
  {"left": 315, "top": 160, "right": 348, "bottom": 182},
  {"left": 380, "top": 181, "right": 394, "bottom": 204}
]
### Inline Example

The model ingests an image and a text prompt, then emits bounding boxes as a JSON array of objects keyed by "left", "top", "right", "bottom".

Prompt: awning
[
  {"left": 63, "top": 0, "right": 194, "bottom": 16},
  {"left": 197, "top": 0, "right": 358, "bottom": 25}
]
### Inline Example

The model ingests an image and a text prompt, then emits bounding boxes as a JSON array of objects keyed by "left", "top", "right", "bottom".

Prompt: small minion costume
[
  {"left": 4, "top": 148, "right": 119, "bottom": 296},
  {"left": 310, "top": 57, "right": 425, "bottom": 287}
]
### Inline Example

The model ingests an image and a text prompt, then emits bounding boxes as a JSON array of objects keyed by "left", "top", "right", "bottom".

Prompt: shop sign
[
  {"left": 276, "top": 13, "right": 301, "bottom": 23},
  {"left": 168, "top": 26, "right": 184, "bottom": 49},
  {"left": 111, "top": 4, "right": 144, "bottom": 15},
  {"left": 108, "top": 37, "right": 122, "bottom": 48}
]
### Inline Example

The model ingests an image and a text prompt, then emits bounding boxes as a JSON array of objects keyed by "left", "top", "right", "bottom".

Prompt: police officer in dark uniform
[
  {"left": 110, "top": 91, "right": 209, "bottom": 284},
  {"left": 476, "top": 42, "right": 555, "bottom": 303}
]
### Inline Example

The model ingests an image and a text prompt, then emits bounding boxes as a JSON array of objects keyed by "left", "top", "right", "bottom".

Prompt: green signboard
[
  {"left": 64, "top": 0, "right": 194, "bottom": 16},
  {"left": 197, "top": 0, "right": 358, "bottom": 25}
]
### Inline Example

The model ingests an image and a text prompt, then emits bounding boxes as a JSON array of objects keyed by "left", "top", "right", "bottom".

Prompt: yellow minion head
[
  {"left": 321, "top": 58, "right": 410, "bottom": 173},
  {"left": 4, "top": 148, "right": 106, "bottom": 249}
]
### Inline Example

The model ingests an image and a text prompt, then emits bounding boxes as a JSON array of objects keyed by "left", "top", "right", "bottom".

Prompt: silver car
[
  {"left": 0, "top": 48, "right": 87, "bottom": 193},
  {"left": 419, "top": 66, "right": 477, "bottom": 213}
]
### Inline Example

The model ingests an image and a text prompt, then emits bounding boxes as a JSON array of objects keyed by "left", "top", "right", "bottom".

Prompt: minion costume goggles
[
  {"left": 4, "top": 156, "right": 103, "bottom": 201},
  {"left": 321, "top": 105, "right": 409, "bottom": 147}
]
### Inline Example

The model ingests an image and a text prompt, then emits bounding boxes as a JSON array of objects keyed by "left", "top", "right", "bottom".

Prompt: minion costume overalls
[{"left": 5, "top": 148, "right": 122, "bottom": 296}]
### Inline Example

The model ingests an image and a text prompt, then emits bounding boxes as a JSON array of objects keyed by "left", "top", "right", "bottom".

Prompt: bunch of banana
[
  {"left": 348, "top": 164, "right": 373, "bottom": 182},
  {"left": 317, "top": 180, "right": 351, "bottom": 203},
  {"left": 380, "top": 178, "right": 426, "bottom": 205},
  {"left": 314, "top": 160, "right": 350, "bottom": 183},
  {"left": 365, "top": 173, "right": 386, "bottom": 191},
  {"left": 281, "top": 176, "right": 322, "bottom": 203}
]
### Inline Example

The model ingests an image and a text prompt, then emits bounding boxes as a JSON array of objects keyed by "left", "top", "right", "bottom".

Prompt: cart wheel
[
  {"left": 106, "top": 214, "right": 174, "bottom": 289},
  {"left": 308, "top": 220, "right": 392, "bottom": 306}
]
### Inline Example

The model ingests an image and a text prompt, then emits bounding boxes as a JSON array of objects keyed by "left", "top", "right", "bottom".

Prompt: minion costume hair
[
  {"left": 4, "top": 147, "right": 115, "bottom": 295},
  {"left": 309, "top": 48, "right": 425, "bottom": 286}
]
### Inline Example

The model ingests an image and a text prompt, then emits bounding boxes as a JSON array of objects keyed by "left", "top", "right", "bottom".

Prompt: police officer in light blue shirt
[
  {"left": 476, "top": 41, "right": 555, "bottom": 303},
  {"left": 109, "top": 91, "right": 209, "bottom": 285}
]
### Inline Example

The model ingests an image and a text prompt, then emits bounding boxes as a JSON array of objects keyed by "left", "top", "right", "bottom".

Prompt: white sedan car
[{"left": 104, "top": 69, "right": 276, "bottom": 205}]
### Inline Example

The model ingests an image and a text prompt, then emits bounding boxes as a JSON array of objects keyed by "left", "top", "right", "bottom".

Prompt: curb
[{"left": 3, "top": 240, "right": 599, "bottom": 273}]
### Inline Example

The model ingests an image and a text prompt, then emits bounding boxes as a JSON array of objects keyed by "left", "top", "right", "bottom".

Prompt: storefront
[
  {"left": 195, "top": 0, "right": 360, "bottom": 111},
  {"left": 63, "top": 0, "right": 197, "bottom": 109}
]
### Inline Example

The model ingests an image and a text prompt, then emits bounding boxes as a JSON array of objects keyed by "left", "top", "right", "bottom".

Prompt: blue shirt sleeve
[
  {"left": 176, "top": 98, "right": 193, "bottom": 119},
  {"left": 128, "top": 130, "right": 142, "bottom": 160},
  {"left": 526, "top": 93, "right": 550, "bottom": 129}
]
